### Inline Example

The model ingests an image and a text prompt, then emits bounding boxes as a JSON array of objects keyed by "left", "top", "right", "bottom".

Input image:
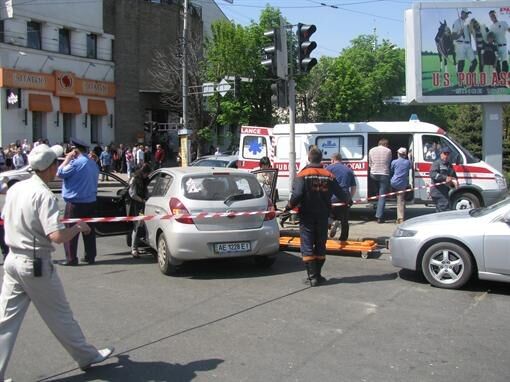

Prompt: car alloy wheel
[
  {"left": 421, "top": 242, "right": 473, "bottom": 289},
  {"left": 452, "top": 192, "right": 480, "bottom": 210},
  {"left": 157, "top": 234, "right": 177, "bottom": 275}
]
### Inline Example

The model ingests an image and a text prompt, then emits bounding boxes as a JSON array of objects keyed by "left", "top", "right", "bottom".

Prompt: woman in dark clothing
[{"left": 128, "top": 163, "right": 152, "bottom": 258}]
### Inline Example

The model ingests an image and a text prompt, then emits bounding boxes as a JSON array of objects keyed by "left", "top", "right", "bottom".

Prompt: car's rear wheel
[
  {"left": 253, "top": 255, "right": 276, "bottom": 268},
  {"left": 421, "top": 242, "right": 473, "bottom": 289},
  {"left": 157, "top": 234, "right": 178, "bottom": 275},
  {"left": 451, "top": 192, "right": 480, "bottom": 210}
]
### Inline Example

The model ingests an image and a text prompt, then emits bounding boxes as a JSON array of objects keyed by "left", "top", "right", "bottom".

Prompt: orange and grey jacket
[{"left": 288, "top": 164, "right": 347, "bottom": 217}]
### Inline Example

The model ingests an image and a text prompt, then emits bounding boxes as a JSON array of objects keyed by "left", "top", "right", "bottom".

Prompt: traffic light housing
[
  {"left": 261, "top": 24, "right": 288, "bottom": 79},
  {"left": 261, "top": 29, "right": 278, "bottom": 77},
  {"left": 234, "top": 76, "right": 241, "bottom": 99},
  {"left": 297, "top": 23, "right": 317, "bottom": 74},
  {"left": 270, "top": 79, "right": 288, "bottom": 108}
]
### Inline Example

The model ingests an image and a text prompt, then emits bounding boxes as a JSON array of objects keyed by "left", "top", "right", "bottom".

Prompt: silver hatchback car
[
  {"left": 390, "top": 197, "right": 510, "bottom": 289},
  {"left": 143, "top": 167, "right": 280, "bottom": 275}
]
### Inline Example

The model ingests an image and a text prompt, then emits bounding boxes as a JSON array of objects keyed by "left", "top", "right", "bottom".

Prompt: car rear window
[
  {"left": 192, "top": 159, "right": 228, "bottom": 167},
  {"left": 183, "top": 174, "right": 264, "bottom": 201}
]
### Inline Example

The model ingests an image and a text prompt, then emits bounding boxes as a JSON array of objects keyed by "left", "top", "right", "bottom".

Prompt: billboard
[{"left": 406, "top": 1, "right": 510, "bottom": 103}]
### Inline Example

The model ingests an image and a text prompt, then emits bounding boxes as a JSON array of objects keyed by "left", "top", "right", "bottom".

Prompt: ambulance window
[
  {"left": 275, "top": 137, "right": 302, "bottom": 160},
  {"left": 317, "top": 137, "right": 339, "bottom": 159},
  {"left": 242, "top": 136, "right": 268, "bottom": 160},
  {"left": 339, "top": 136, "right": 363, "bottom": 160},
  {"left": 316, "top": 135, "right": 363, "bottom": 160},
  {"left": 422, "top": 135, "right": 463, "bottom": 164}
]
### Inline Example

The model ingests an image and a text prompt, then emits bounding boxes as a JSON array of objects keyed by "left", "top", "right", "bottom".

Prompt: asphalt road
[{"left": 1, "top": 229, "right": 510, "bottom": 381}]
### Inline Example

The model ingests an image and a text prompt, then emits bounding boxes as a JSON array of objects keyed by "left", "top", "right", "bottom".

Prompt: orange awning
[
  {"left": 88, "top": 99, "right": 108, "bottom": 116},
  {"left": 28, "top": 94, "right": 53, "bottom": 112},
  {"left": 60, "top": 97, "right": 81, "bottom": 114}
]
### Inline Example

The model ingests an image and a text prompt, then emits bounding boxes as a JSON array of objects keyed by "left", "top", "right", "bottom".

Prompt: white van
[{"left": 237, "top": 121, "right": 508, "bottom": 209}]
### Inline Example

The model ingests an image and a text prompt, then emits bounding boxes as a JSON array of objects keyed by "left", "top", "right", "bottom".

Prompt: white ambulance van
[{"left": 237, "top": 121, "right": 508, "bottom": 209}]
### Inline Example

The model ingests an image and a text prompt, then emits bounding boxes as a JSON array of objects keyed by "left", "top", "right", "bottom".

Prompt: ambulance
[{"left": 237, "top": 120, "right": 508, "bottom": 209}]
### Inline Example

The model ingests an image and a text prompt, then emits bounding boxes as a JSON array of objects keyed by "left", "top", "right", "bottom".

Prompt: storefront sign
[
  {"left": 54, "top": 71, "right": 76, "bottom": 97},
  {"left": 0, "top": 68, "right": 54, "bottom": 91},
  {"left": 6, "top": 88, "right": 20, "bottom": 109},
  {"left": 0, "top": 68, "right": 115, "bottom": 98},
  {"left": 77, "top": 79, "right": 115, "bottom": 98}
]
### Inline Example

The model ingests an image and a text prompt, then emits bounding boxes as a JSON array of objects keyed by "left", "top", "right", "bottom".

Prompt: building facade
[
  {"left": 103, "top": 0, "right": 227, "bottom": 148},
  {"left": 0, "top": 0, "right": 115, "bottom": 148}
]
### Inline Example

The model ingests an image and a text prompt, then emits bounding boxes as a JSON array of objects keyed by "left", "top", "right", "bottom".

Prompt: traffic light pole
[
  {"left": 288, "top": 78, "right": 296, "bottom": 196},
  {"left": 181, "top": 0, "right": 190, "bottom": 166}
]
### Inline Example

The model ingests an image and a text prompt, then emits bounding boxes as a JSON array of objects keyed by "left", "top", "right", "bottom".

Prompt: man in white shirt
[
  {"left": 489, "top": 9, "right": 510, "bottom": 73},
  {"left": 452, "top": 8, "right": 477, "bottom": 73},
  {"left": 135, "top": 144, "right": 144, "bottom": 168},
  {"left": 0, "top": 144, "right": 114, "bottom": 380},
  {"left": 368, "top": 138, "right": 392, "bottom": 223}
]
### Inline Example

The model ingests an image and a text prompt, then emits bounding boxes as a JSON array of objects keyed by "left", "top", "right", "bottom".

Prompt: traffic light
[
  {"left": 297, "top": 23, "right": 317, "bottom": 74},
  {"left": 261, "top": 24, "right": 288, "bottom": 79},
  {"left": 270, "top": 79, "right": 288, "bottom": 108},
  {"left": 234, "top": 76, "right": 241, "bottom": 99},
  {"left": 261, "top": 29, "right": 278, "bottom": 77}
]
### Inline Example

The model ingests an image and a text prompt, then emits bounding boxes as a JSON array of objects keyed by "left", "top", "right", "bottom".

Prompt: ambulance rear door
[
  {"left": 316, "top": 133, "right": 367, "bottom": 201},
  {"left": 238, "top": 126, "right": 272, "bottom": 171}
]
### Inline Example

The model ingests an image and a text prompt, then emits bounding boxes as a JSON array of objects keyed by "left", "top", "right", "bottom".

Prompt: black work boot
[
  {"left": 304, "top": 261, "right": 319, "bottom": 286},
  {"left": 315, "top": 259, "right": 327, "bottom": 285}
]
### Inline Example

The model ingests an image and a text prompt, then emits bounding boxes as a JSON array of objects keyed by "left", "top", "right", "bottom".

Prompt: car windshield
[
  {"left": 183, "top": 174, "right": 263, "bottom": 201},
  {"left": 191, "top": 159, "right": 229, "bottom": 168},
  {"left": 469, "top": 197, "right": 510, "bottom": 217}
]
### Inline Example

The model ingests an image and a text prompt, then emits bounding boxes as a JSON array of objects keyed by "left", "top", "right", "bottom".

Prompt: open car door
[
  {"left": 251, "top": 168, "right": 279, "bottom": 205},
  {"left": 94, "top": 171, "right": 133, "bottom": 236}
]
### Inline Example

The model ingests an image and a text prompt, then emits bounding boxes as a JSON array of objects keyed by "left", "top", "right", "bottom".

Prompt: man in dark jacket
[
  {"left": 430, "top": 146, "right": 458, "bottom": 212},
  {"left": 284, "top": 148, "right": 347, "bottom": 286}
]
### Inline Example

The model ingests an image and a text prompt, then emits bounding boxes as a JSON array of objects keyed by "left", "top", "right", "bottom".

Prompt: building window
[
  {"left": 63, "top": 113, "right": 74, "bottom": 144},
  {"left": 0, "top": 20, "right": 4, "bottom": 43},
  {"left": 59, "top": 28, "right": 70, "bottom": 54},
  {"left": 27, "top": 21, "right": 42, "bottom": 49},
  {"left": 33, "top": 111, "right": 43, "bottom": 141},
  {"left": 90, "top": 115, "right": 100, "bottom": 143},
  {"left": 86, "top": 33, "right": 97, "bottom": 59}
]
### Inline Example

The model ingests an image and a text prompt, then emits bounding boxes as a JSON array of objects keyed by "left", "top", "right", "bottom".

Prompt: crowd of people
[{"left": 0, "top": 138, "right": 171, "bottom": 178}]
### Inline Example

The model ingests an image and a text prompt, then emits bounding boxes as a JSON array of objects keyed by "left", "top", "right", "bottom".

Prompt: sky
[{"left": 208, "top": 0, "right": 480, "bottom": 57}]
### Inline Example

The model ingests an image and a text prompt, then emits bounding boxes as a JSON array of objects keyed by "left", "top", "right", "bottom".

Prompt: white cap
[
  {"left": 397, "top": 147, "right": 407, "bottom": 155},
  {"left": 461, "top": 8, "right": 471, "bottom": 14},
  {"left": 28, "top": 144, "right": 64, "bottom": 171}
]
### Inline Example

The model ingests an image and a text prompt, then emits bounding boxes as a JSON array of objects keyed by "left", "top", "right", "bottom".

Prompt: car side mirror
[{"left": 504, "top": 212, "right": 510, "bottom": 224}]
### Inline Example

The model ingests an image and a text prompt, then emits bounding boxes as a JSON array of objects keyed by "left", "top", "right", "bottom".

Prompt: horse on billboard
[{"left": 435, "top": 20, "right": 456, "bottom": 73}]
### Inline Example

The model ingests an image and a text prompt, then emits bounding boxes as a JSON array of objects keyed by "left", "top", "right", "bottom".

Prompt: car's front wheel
[
  {"left": 157, "top": 233, "right": 178, "bottom": 275},
  {"left": 451, "top": 192, "right": 480, "bottom": 210},
  {"left": 421, "top": 242, "right": 473, "bottom": 289}
]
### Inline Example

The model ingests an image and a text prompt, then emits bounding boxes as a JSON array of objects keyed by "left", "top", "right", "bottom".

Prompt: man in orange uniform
[{"left": 284, "top": 148, "right": 347, "bottom": 286}]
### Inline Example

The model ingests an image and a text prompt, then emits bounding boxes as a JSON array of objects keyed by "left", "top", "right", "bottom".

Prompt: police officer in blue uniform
[{"left": 429, "top": 146, "right": 458, "bottom": 212}]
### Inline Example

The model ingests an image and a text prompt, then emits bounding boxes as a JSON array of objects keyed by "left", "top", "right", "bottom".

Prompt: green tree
[{"left": 299, "top": 34, "right": 405, "bottom": 122}]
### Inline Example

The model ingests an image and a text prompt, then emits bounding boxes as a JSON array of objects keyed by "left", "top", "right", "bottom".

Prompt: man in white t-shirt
[
  {"left": 489, "top": 9, "right": 510, "bottom": 73},
  {"left": 452, "top": 8, "right": 477, "bottom": 73}
]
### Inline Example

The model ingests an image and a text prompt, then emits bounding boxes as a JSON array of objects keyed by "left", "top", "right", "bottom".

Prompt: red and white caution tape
[
  {"left": 0, "top": 181, "right": 449, "bottom": 225},
  {"left": 331, "top": 180, "right": 449, "bottom": 207}
]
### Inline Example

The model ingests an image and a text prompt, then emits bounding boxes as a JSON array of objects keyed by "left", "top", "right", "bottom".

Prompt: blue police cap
[
  {"left": 70, "top": 137, "right": 89, "bottom": 150},
  {"left": 440, "top": 146, "right": 451, "bottom": 154}
]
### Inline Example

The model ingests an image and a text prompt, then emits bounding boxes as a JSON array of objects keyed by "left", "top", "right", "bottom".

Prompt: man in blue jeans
[{"left": 368, "top": 138, "right": 392, "bottom": 223}]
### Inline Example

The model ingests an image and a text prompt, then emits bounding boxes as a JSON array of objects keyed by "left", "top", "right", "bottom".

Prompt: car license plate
[{"left": 214, "top": 242, "right": 251, "bottom": 254}]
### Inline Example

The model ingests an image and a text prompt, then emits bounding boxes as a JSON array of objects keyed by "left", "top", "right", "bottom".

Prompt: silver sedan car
[
  {"left": 390, "top": 197, "right": 510, "bottom": 289},
  {"left": 143, "top": 167, "right": 280, "bottom": 275}
]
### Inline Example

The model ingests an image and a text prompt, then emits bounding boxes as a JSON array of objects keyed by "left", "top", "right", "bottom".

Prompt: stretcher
[{"left": 279, "top": 235, "right": 378, "bottom": 259}]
